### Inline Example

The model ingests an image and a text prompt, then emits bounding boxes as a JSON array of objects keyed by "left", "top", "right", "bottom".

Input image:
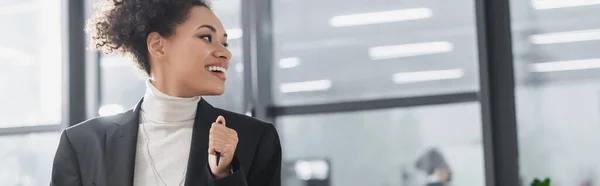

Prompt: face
[{"left": 149, "top": 6, "right": 231, "bottom": 97}]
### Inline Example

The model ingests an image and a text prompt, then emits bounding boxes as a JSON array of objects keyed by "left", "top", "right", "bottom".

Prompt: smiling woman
[
  {"left": 87, "top": 0, "right": 232, "bottom": 97},
  {"left": 51, "top": 0, "right": 281, "bottom": 186}
]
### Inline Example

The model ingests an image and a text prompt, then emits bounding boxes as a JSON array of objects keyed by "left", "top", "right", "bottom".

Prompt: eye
[
  {"left": 199, "top": 35, "right": 212, "bottom": 42},
  {"left": 223, "top": 43, "right": 229, "bottom": 48}
]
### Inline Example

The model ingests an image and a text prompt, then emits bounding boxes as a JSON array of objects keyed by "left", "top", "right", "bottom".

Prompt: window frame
[{"left": 242, "top": 0, "right": 520, "bottom": 185}]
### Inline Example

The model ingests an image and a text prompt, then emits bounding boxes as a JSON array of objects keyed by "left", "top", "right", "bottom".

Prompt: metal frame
[
  {"left": 0, "top": 125, "right": 64, "bottom": 136},
  {"left": 86, "top": 51, "right": 101, "bottom": 119},
  {"left": 241, "top": 0, "right": 274, "bottom": 123},
  {"left": 66, "top": 0, "right": 88, "bottom": 126},
  {"left": 84, "top": 0, "right": 101, "bottom": 119},
  {"left": 269, "top": 92, "right": 479, "bottom": 116},
  {"left": 475, "top": 0, "right": 521, "bottom": 185}
]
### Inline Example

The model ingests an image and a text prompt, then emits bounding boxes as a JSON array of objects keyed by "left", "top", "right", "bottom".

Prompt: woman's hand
[{"left": 208, "top": 116, "right": 239, "bottom": 178}]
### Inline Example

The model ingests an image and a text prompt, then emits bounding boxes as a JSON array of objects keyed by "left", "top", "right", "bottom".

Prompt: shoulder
[{"left": 62, "top": 111, "right": 124, "bottom": 142}]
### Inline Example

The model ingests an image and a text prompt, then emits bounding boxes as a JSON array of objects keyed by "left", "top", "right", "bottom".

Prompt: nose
[{"left": 213, "top": 47, "right": 232, "bottom": 60}]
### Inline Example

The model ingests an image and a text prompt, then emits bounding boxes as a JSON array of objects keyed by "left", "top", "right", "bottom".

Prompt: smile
[{"left": 206, "top": 66, "right": 227, "bottom": 81}]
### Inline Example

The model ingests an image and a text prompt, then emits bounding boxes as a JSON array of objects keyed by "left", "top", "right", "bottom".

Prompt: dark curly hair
[{"left": 86, "top": 0, "right": 211, "bottom": 75}]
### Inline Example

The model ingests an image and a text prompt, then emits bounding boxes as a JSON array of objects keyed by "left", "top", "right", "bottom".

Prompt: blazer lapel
[
  {"left": 106, "top": 99, "right": 142, "bottom": 186},
  {"left": 185, "top": 98, "right": 220, "bottom": 186}
]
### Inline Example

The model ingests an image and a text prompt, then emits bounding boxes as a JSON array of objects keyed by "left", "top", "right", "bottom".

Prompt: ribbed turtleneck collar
[{"left": 140, "top": 79, "right": 200, "bottom": 123}]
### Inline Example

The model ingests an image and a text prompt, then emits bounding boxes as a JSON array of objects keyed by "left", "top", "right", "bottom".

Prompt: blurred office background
[{"left": 1, "top": 0, "right": 600, "bottom": 185}]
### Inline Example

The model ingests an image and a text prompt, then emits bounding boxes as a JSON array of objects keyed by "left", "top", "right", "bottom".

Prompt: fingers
[
  {"left": 208, "top": 145, "right": 217, "bottom": 155},
  {"left": 209, "top": 129, "right": 236, "bottom": 144},
  {"left": 215, "top": 115, "right": 226, "bottom": 126},
  {"left": 208, "top": 141, "right": 235, "bottom": 155},
  {"left": 208, "top": 140, "right": 237, "bottom": 157},
  {"left": 210, "top": 123, "right": 238, "bottom": 140},
  {"left": 208, "top": 117, "right": 238, "bottom": 157}
]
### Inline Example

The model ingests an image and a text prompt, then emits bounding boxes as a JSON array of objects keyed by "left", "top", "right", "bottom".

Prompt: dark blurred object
[
  {"left": 581, "top": 179, "right": 594, "bottom": 186},
  {"left": 415, "top": 148, "right": 452, "bottom": 186},
  {"left": 531, "top": 178, "right": 551, "bottom": 186}
]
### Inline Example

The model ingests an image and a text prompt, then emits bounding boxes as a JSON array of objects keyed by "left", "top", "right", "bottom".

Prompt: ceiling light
[
  {"left": 393, "top": 69, "right": 464, "bottom": 84},
  {"left": 531, "top": 58, "right": 600, "bottom": 72},
  {"left": 330, "top": 8, "right": 432, "bottom": 27},
  {"left": 279, "top": 57, "right": 301, "bottom": 68},
  {"left": 226, "top": 28, "right": 243, "bottom": 39},
  {"left": 280, "top": 79, "right": 332, "bottom": 93},
  {"left": 530, "top": 29, "right": 600, "bottom": 44},
  {"left": 369, "top": 41, "right": 453, "bottom": 60},
  {"left": 532, "top": 0, "right": 600, "bottom": 9}
]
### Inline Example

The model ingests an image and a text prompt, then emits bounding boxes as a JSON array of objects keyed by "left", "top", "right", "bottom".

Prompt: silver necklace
[{"left": 140, "top": 112, "right": 188, "bottom": 186}]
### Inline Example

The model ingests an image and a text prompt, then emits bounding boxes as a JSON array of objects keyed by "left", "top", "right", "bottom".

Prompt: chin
[
  {"left": 202, "top": 86, "right": 225, "bottom": 96},
  {"left": 206, "top": 89, "right": 225, "bottom": 95},
  {"left": 194, "top": 80, "right": 225, "bottom": 96}
]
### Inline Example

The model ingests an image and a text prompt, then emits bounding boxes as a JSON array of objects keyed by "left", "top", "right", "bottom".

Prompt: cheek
[{"left": 171, "top": 40, "right": 211, "bottom": 73}]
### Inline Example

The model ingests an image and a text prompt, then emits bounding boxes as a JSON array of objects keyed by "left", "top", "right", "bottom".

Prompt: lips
[
  {"left": 207, "top": 66, "right": 226, "bottom": 73},
  {"left": 206, "top": 65, "right": 227, "bottom": 81}
]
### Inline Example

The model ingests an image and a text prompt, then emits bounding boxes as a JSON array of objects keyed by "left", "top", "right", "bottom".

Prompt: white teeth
[{"left": 207, "top": 66, "right": 226, "bottom": 73}]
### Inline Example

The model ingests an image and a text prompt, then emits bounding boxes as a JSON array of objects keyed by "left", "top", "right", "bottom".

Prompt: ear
[{"left": 147, "top": 32, "right": 166, "bottom": 58}]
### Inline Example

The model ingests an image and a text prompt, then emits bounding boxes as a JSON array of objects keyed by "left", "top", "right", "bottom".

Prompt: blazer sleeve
[
  {"left": 214, "top": 124, "right": 282, "bottom": 186},
  {"left": 50, "top": 130, "right": 83, "bottom": 186}
]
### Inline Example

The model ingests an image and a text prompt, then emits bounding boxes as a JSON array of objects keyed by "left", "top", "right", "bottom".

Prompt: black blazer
[{"left": 50, "top": 98, "right": 282, "bottom": 186}]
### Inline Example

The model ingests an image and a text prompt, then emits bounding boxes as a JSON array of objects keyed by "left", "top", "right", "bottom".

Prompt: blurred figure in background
[{"left": 415, "top": 148, "right": 452, "bottom": 186}]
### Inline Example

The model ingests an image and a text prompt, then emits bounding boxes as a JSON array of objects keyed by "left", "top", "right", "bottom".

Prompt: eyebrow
[{"left": 197, "top": 24, "right": 228, "bottom": 38}]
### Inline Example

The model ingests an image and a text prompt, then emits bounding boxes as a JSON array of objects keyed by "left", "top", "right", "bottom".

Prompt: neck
[
  {"left": 141, "top": 79, "right": 200, "bottom": 123},
  {"left": 150, "top": 76, "right": 198, "bottom": 98}
]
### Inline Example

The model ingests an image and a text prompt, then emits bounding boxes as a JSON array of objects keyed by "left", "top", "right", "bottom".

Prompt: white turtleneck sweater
[{"left": 133, "top": 80, "right": 199, "bottom": 186}]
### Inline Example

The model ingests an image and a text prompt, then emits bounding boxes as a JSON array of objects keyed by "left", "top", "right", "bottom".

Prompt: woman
[{"left": 50, "top": 0, "right": 281, "bottom": 185}]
